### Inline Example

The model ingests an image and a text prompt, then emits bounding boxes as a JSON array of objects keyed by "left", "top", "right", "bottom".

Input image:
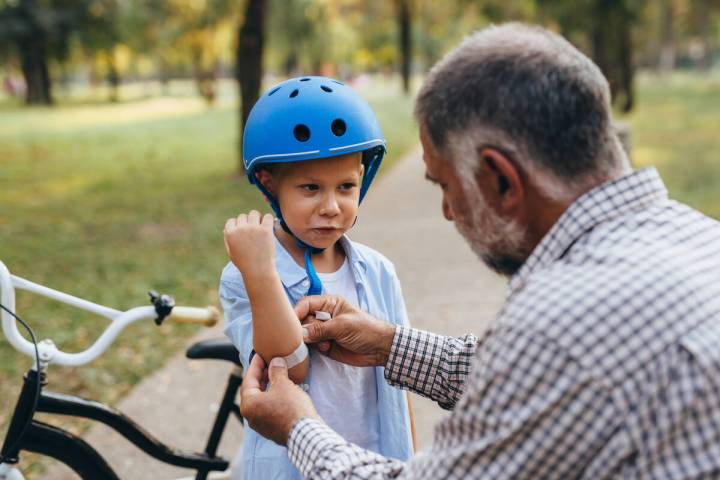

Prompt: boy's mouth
[{"left": 312, "top": 227, "right": 339, "bottom": 235}]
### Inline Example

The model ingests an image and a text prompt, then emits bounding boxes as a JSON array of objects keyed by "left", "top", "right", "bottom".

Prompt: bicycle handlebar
[
  {"left": 0, "top": 260, "right": 221, "bottom": 367},
  {"left": 169, "top": 306, "right": 221, "bottom": 327}
]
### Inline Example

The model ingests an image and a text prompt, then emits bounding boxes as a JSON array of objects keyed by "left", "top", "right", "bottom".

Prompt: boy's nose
[{"left": 319, "top": 193, "right": 341, "bottom": 216}]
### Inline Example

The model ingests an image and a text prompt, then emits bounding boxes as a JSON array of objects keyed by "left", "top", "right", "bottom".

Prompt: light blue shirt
[{"left": 220, "top": 234, "right": 414, "bottom": 480}]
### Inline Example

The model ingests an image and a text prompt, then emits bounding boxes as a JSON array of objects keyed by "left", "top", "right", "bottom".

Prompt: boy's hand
[{"left": 224, "top": 210, "right": 276, "bottom": 278}]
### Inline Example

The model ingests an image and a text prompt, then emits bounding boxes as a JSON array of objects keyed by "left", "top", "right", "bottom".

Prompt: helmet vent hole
[
  {"left": 294, "top": 124, "right": 311, "bottom": 142},
  {"left": 289, "top": 89, "right": 299, "bottom": 98},
  {"left": 300, "top": 78, "right": 311, "bottom": 81},
  {"left": 268, "top": 86, "right": 281, "bottom": 96},
  {"left": 321, "top": 85, "right": 333, "bottom": 93},
  {"left": 331, "top": 119, "right": 346, "bottom": 137}
]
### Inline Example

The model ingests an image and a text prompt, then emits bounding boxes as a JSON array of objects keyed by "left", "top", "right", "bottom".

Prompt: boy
[{"left": 220, "top": 76, "right": 413, "bottom": 479}]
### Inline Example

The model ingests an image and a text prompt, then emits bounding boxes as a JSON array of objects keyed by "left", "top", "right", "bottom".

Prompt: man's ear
[
  {"left": 476, "top": 147, "right": 524, "bottom": 213},
  {"left": 255, "top": 170, "right": 275, "bottom": 197}
]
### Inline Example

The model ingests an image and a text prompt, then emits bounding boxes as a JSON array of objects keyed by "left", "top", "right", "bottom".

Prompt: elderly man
[{"left": 239, "top": 23, "right": 720, "bottom": 479}]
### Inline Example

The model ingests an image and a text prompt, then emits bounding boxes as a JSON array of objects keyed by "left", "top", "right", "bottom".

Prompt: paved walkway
[{"left": 41, "top": 147, "right": 507, "bottom": 479}]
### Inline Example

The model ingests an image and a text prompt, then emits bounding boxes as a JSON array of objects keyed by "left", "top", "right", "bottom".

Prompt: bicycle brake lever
[{"left": 149, "top": 290, "right": 176, "bottom": 325}]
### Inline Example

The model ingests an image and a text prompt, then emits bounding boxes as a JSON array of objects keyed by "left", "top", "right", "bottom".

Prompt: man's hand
[
  {"left": 296, "top": 295, "right": 397, "bottom": 367},
  {"left": 240, "top": 354, "right": 320, "bottom": 446},
  {"left": 223, "top": 210, "right": 275, "bottom": 278}
]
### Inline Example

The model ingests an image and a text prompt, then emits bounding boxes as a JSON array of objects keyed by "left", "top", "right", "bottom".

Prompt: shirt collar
[
  {"left": 273, "top": 231, "right": 368, "bottom": 290},
  {"left": 507, "top": 167, "right": 668, "bottom": 296}
]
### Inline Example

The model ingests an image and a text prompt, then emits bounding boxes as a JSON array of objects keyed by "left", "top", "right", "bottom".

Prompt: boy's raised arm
[{"left": 224, "top": 211, "right": 309, "bottom": 383}]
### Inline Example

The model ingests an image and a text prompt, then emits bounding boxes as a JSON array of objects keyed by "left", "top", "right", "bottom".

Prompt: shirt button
[{"left": 301, "top": 280, "right": 309, "bottom": 287}]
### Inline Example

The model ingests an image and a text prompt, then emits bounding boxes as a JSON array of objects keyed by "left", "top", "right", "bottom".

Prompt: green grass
[
  {"left": 628, "top": 72, "right": 720, "bottom": 219},
  {"left": 0, "top": 76, "right": 417, "bottom": 470}
]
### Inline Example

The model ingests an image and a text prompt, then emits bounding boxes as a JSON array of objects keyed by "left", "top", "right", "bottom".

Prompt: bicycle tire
[{"left": 18, "top": 420, "right": 119, "bottom": 480}]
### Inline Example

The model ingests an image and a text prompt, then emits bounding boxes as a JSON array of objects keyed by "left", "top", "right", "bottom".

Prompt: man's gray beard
[{"left": 454, "top": 184, "right": 529, "bottom": 277}]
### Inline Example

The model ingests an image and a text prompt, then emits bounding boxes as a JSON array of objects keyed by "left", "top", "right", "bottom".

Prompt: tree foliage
[{"left": 1, "top": 0, "right": 720, "bottom": 109}]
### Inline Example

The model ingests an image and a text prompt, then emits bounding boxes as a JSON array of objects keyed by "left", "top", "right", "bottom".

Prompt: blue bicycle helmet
[{"left": 242, "top": 76, "right": 386, "bottom": 295}]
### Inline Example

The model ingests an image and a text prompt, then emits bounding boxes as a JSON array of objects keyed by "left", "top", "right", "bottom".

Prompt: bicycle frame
[
  {"left": 0, "top": 260, "right": 241, "bottom": 479},
  {"left": 2, "top": 367, "right": 241, "bottom": 479}
]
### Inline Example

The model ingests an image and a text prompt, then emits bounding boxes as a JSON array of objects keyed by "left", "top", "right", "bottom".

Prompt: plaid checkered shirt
[{"left": 286, "top": 167, "right": 720, "bottom": 479}]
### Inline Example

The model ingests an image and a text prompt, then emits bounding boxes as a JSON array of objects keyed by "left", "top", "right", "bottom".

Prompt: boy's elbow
[
  {"left": 252, "top": 344, "right": 309, "bottom": 384},
  {"left": 288, "top": 359, "right": 309, "bottom": 384}
]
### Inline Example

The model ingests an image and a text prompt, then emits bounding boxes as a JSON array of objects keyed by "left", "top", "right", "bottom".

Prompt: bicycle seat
[{"left": 186, "top": 338, "right": 242, "bottom": 366}]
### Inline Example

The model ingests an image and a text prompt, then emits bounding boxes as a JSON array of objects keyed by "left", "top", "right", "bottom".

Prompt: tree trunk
[
  {"left": 698, "top": 0, "right": 714, "bottom": 70},
  {"left": 617, "top": 14, "right": 634, "bottom": 112},
  {"left": 658, "top": 0, "right": 676, "bottom": 72},
  {"left": 396, "top": 0, "right": 412, "bottom": 94},
  {"left": 18, "top": 31, "right": 52, "bottom": 105},
  {"left": 237, "top": 0, "right": 267, "bottom": 173},
  {"left": 590, "top": 1, "right": 635, "bottom": 113},
  {"left": 284, "top": 50, "right": 298, "bottom": 77},
  {"left": 193, "top": 48, "right": 217, "bottom": 105},
  {"left": 107, "top": 53, "right": 120, "bottom": 103}
]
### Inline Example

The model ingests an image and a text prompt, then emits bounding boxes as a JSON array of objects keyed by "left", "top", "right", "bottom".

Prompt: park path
[{"left": 41, "top": 146, "right": 507, "bottom": 479}]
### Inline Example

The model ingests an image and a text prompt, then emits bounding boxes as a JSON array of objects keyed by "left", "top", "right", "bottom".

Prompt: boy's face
[{"left": 258, "top": 152, "right": 364, "bottom": 249}]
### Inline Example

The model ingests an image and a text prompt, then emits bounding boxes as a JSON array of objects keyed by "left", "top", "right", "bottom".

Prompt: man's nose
[{"left": 442, "top": 196, "right": 454, "bottom": 221}]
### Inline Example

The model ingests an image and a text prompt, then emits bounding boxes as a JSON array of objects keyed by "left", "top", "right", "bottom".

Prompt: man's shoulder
[{"left": 502, "top": 213, "right": 720, "bottom": 374}]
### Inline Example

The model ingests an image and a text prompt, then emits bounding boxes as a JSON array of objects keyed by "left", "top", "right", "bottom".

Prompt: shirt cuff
[
  {"left": 384, "top": 326, "right": 446, "bottom": 393},
  {"left": 288, "top": 417, "right": 346, "bottom": 477}
]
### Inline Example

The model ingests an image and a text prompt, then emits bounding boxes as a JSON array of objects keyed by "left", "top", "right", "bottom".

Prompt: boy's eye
[
  {"left": 339, "top": 183, "right": 357, "bottom": 191},
  {"left": 300, "top": 184, "right": 319, "bottom": 192}
]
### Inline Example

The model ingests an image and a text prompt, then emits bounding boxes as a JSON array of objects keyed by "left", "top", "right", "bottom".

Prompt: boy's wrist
[{"left": 243, "top": 268, "right": 281, "bottom": 293}]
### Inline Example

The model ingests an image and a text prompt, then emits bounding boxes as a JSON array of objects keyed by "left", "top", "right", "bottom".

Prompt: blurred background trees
[
  {"left": 2, "top": 0, "right": 720, "bottom": 164},
  {"left": 3, "top": 0, "right": 719, "bottom": 105}
]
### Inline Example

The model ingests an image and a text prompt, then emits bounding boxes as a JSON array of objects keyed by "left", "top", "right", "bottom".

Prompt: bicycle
[{"left": 0, "top": 260, "right": 245, "bottom": 480}]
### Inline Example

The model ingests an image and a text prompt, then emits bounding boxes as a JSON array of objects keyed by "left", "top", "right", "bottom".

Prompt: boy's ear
[{"left": 255, "top": 170, "right": 275, "bottom": 196}]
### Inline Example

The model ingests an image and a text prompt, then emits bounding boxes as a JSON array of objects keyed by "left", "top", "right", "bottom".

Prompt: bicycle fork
[{"left": 1, "top": 368, "right": 44, "bottom": 468}]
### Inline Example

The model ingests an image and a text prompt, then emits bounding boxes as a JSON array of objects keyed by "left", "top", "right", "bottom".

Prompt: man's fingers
[
  {"left": 302, "top": 318, "right": 338, "bottom": 344},
  {"left": 294, "top": 296, "right": 316, "bottom": 321},
  {"left": 241, "top": 353, "right": 267, "bottom": 397},
  {"left": 268, "top": 357, "right": 289, "bottom": 384},
  {"left": 295, "top": 295, "right": 338, "bottom": 321},
  {"left": 224, "top": 218, "right": 236, "bottom": 231}
]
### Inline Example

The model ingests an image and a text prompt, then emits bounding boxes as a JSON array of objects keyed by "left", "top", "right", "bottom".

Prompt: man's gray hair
[{"left": 415, "top": 23, "right": 630, "bottom": 201}]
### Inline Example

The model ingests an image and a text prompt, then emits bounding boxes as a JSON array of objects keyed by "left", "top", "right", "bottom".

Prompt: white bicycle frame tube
[{"left": 1, "top": 260, "right": 168, "bottom": 367}]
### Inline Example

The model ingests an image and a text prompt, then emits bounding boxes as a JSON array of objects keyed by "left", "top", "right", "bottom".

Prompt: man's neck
[{"left": 523, "top": 171, "right": 623, "bottom": 254}]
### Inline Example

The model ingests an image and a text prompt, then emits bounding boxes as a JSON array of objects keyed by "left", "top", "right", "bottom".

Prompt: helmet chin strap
[
  {"left": 255, "top": 179, "right": 325, "bottom": 295},
  {"left": 278, "top": 218, "right": 324, "bottom": 296}
]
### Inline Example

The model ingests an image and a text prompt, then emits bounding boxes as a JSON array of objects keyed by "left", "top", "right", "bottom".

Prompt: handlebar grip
[{"left": 168, "top": 306, "right": 221, "bottom": 327}]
